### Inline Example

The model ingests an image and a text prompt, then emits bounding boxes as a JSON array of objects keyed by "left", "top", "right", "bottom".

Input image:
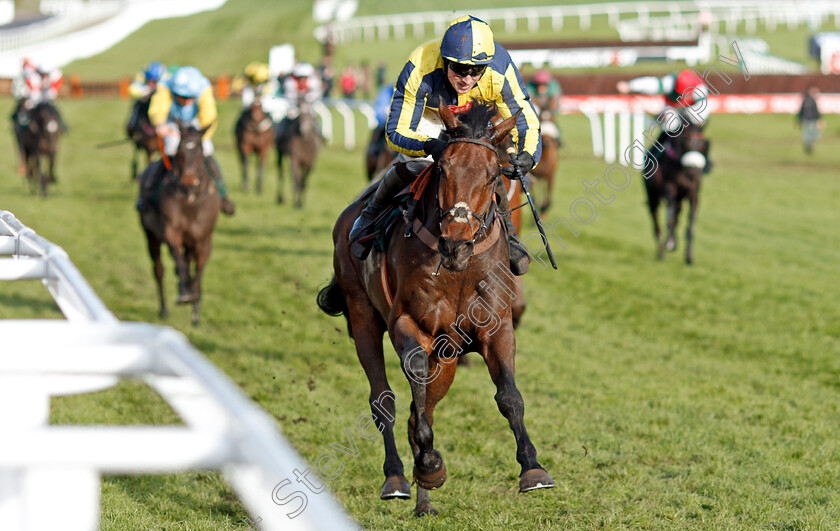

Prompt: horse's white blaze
[
  {"left": 681, "top": 151, "right": 706, "bottom": 169},
  {"left": 184, "top": 141, "right": 197, "bottom": 150},
  {"left": 452, "top": 201, "right": 471, "bottom": 223},
  {"left": 46, "top": 120, "right": 58, "bottom": 133}
]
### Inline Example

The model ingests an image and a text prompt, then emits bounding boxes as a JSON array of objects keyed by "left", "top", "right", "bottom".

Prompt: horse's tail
[{"left": 317, "top": 276, "right": 352, "bottom": 337}]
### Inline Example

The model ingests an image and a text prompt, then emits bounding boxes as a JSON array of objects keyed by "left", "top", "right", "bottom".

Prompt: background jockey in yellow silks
[
  {"left": 140, "top": 65, "right": 235, "bottom": 215},
  {"left": 348, "top": 15, "right": 541, "bottom": 275}
]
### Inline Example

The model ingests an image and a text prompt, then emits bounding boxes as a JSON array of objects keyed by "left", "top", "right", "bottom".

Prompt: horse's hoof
[
  {"left": 176, "top": 293, "right": 195, "bottom": 304},
  {"left": 276, "top": 195, "right": 284, "bottom": 204},
  {"left": 413, "top": 450, "right": 446, "bottom": 490},
  {"left": 519, "top": 468, "right": 555, "bottom": 492},
  {"left": 380, "top": 475, "right": 411, "bottom": 499},
  {"left": 414, "top": 502, "right": 439, "bottom": 517}
]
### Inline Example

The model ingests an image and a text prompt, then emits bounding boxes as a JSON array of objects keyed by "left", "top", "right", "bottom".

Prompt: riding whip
[{"left": 506, "top": 147, "right": 557, "bottom": 270}]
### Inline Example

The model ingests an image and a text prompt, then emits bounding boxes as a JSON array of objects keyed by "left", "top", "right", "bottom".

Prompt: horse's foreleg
[
  {"left": 411, "top": 357, "right": 456, "bottom": 517},
  {"left": 164, "top": 234, "right": 192, "bottom": 304},
  {"left": 276, "top": 151, "right": 285, "bottom": 204},
  {"left": 685, "top": 189, "right": 699, "bottom": 265},
  {"left": 190, "top": 241, "right": 213, "bottom": 326},
  {"left": 392, "top": 315, "right": 446, "bottom": 493},
  {"left": 256, "top": 147, "right": 267, "bottom": 195},
  {"left": 47, "top": 152, "right": 56, "bottom": 186},
  {"left": 481, "top": 328, "right": 553, "bottom": 493},
  {"left": 239, "top": 145, "right": 250, "bottom": 192},
  {"left": 666, "top": 190, "right": 683, "bottom": 253},
  {"left": 343, "top": 295, "right": 409, "bottom": 500},
  {"left": 292, "top": 158, "right": 304, "bottom": 209},
  {"left": 144, "top": 228, "right": 167, "bottom": 318},
  {"left": 35, "top": 155, "right": 46, "bottom": 197}
]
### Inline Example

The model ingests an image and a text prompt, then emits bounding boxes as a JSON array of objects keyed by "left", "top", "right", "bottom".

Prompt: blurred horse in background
[
  {"left": 126, "top": 96, "right": 159, "bottom": 180},
  {"left": 276, "top": 101, "right": 322, "bottom": 207},
  {"left": 365, "top": 124, "right": 397, "bottom": 181},
  {"left": 527, "top": 109, "right": 560, "bottom": 215},
  {"left": 643, "top": 123, "right": 710, "bottom": 265},
  {"left": 16, "top": 102, "right": 63, "bottom": 197},
  {"left": 235, "top": 96, "right": 275, "bottom": 194}
]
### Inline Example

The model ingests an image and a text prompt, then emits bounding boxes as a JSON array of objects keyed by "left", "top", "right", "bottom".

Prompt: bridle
[{"left": 436, "top": 137, "right": 501, "bottom": 245}]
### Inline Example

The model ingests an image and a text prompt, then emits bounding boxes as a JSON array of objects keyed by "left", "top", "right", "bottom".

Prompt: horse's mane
[{"left": 446, "top": 101, "right": 497, "bottom": 141}]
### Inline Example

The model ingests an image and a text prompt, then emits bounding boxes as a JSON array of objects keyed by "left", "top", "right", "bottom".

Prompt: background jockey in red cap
[{"left": 617, "top": 69, "right": 711, "bottom": 174}]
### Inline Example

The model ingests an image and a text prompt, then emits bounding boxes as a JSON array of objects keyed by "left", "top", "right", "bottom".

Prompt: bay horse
[
  {"left": 318, "top": 102, "right": 553, "bottom": 517},
  {"left": 643, "top": 123, "right": 709, "bottom": 265},
  {"left": 16, "top": 102, "right": 62, "bottom": 197},
  {"left": 235, "top": 96, "right": 275, "bottom": 194},
  {"left": 528, "top": 109, "right": 560, "bottom": 215},
  {"left": 126, "top": 96, "right": 159, "bottom": 180},
  {"left": 276, "top": 101, "right": 322, "bottom": 207},
  {"left": 138, "top": 122, "right": 221, "bottom": 326}
]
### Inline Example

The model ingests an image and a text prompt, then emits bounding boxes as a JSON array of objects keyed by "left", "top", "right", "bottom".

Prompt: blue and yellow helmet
[{"left": 440, "top": 15, "right": 495, "bottom": 65}]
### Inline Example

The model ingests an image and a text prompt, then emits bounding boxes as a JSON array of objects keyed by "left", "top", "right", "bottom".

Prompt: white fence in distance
[
  {"left": 315, "top": 1, "right": 840, "bottom": 44},
  {"left": 0, "top": 210, "right": 358, "bottom": 531}
]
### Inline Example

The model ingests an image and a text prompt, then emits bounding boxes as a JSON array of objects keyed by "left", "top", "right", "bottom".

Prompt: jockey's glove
[
  {"left": 501, "top": 151, "right": 535, "bottom": 179},
  {"left": 424, "top": 138, "right": 448, "bottom": 161}
]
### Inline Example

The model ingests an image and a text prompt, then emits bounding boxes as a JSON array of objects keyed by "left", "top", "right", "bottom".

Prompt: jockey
[
  {"left": 239, "top": 61, "right": 275, "bottom": 110},
  {"left": 143, "top": 65, "right": 235, "bottom": 215},
  {"left": 526, "top": 69, "right": 562, "bottom": 143},
  {"left": 277, "top": 61, "right": 323, "bottom": 140},
  {"left": 129, "top": 61, "right": 166, "bottom": 100},
  {"left": 348, "top": 15, "right": 541, "bottom": 275},
  {"left": 12, "top": 59, "right": 64, "bottom": 127},
  {"left": 282, "top": 62, "right": 323, "bottom": 115},
  {"left": 617, "top": 69, "right": 712, "bottom": 174}
]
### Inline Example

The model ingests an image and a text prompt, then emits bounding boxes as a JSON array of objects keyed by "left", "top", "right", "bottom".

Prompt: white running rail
[{"left": 0, "top": 210, "right": 358, "bottom": 531}]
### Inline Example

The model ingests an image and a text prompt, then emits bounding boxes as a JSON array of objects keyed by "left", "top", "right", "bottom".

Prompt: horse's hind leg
[{"left": 481, "top": 326, "right": 553, "bottom": 493}]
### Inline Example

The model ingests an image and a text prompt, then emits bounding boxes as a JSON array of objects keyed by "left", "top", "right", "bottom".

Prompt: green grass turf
[{"left": 0, "top": 91, "right": 838, "bottom": 529}]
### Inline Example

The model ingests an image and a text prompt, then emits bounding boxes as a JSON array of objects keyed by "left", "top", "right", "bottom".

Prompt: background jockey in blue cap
[
  {"left": 348, "top": 15, "right": 541, "bottom": 275},
  {"left": 143, "top": 66, "right": 235, "bottom": 215}
]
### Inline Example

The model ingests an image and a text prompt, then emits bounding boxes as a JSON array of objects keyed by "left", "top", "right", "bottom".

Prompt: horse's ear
[
  {"left": 200, "top": 124, "right": 212, "bottom": 137},
  {"left": 438, "top": 103, "right": 460, "bottom": 131},
  {"left": 173, "top": 118, "right": 183, "bottom": 131},
  {"left": 489, "top": 110, "right": 520, "bottom": 146}
]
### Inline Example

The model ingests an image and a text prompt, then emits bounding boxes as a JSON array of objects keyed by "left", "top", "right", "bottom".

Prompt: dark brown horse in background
[
  {"left": 276, "top": 101, "right": 322, "bottom": 207},
  {"left": 644, "top": 123, "right": 709, "bottom": 265},
  {"left": 235, "top": 96, "right": 274, "bottom": 194},
  {"left": 365, "top": 124, "right": 397, "bottom": 181},
  {"left": 528, "top": 109, "right": 560, "bottom": 215},
  {"left": 16, "top": 102, "right": 63, "bottom": 197},
  {"left": 318, "top": 102, "right": 553, "bottom": 517},
  {"left": 126, "top": 96, "right": 159, "bottom": 180},
  {"left": 138, "top": 122, "right": 221, "bottom": 326}
]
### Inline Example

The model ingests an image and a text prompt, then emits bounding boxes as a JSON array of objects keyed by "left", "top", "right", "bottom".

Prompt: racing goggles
[{"left": 446, "top": 61, "right": 487, "bottom": 79}]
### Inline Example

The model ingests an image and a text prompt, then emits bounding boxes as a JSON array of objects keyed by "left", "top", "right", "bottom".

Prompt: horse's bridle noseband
[{"left": 437, "top": 137, "right": 501, "bottom": 244}]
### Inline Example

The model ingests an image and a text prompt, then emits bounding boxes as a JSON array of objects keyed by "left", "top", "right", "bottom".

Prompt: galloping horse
[
  {"left": 126, "top": 96, "right": 159, "bottom": 180},
  {"left": 528, "top": 109, "right": 560, "bottom": 215},
  {"left": 234, "top": 96, "right": 274, "bottom": 194},
  {"left": 318, "top": 102, "right": 553, "bottom": 516},
  {"left": 138, "top": 122, "right": 221, "bottom": 326},
  {"left": 276, "top": 101, "right": 322, "bottom": 207},
  {"left": 16, "top": 102, "right": 63, "bottom": 197},
  {"left": 643, "top": 123, "right": 709, "bottom": 265}
]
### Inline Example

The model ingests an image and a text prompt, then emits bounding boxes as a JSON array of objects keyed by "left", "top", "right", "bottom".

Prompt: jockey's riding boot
[
  {"left": 495, "top": 179, "right": 531, "bottom": 276},
  {"left": 205, "top": 156, "right": 236, "bottom": 216},
  {"left": 349, "top": 164, "right": 414, "bottom": 260}
]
